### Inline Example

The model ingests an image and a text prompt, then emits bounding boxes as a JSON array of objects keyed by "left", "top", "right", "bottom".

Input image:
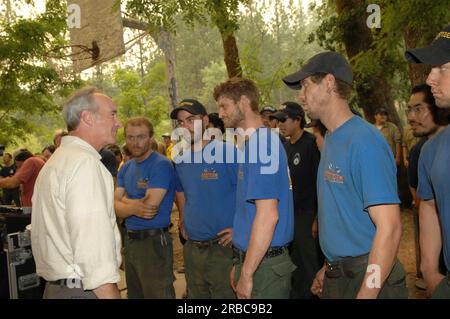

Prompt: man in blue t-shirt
[
  {"left": 283, "top": 51, "right": 407, "bottom": 299},
  {"left": 213, "top": 77, "right": 295, "bottom": 299},
  {"left": 171, "top": 98, "right": 238, "bottom": 299},
  {"left": 405, "top": 84, "right": 450, "bottom": 288},
  {"left": 115, "top": 117, "right": 176, "bottom": 299},
  {"left": 406, "top": 24, "right": 450, "bottom": 298}
]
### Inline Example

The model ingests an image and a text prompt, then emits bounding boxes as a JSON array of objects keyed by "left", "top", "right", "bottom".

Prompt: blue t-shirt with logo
[
  {"left": 174, "top": 140, "right": 238, "bottom": 241},
  {"left": 117, "top": 151, "right": 176, "bottom": 230},
  {"left": 318, "top": 116, "right": 400, "bottom": 262},
  {"left": 233, "top": 127, "right": 294, "bottom": 251},
  {"left": 417, "top": 125, "right": 450, "bottom": 272}
]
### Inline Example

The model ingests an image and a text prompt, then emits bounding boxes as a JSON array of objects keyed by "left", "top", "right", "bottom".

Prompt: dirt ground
[{"left": 170, "top": 207, "right": 428, "bottom": 299}]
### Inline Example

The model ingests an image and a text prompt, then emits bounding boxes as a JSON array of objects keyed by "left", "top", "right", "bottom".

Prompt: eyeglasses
[
  {"left": 405, "top": 105, "right": 429, "bottom": 116},
  {"left": 176, "top": 115, "right": 203, "bottom": 127}
]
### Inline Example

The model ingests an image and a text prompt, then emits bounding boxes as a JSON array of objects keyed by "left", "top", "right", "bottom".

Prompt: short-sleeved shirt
[
  {"left": 283, "top": 131, "right": 320, "bottom": 214},
  {"left": 417, "top": 125, "right": 450, "bottom": 271},
  {"left": 403, "top": 125, "right": 420, "bottom": 154},
  {"left": 174, "top": 140, "right": 238, "bottom": 240},
  {"left": 233, "top": 127, "right": 294, "bottom": 251},
  {"left": 0, "top": 164, "right": 16, "bottom": 178},
  {"left": 407, "top": 137, "right": 427, "bottom": 189},
  {"left": 117, "top": 151, "right": 176, "bottom": 230},
  {"left": 319, "top": 116, "right": 400, "bottom": 261},
  {"left": 15, "top": 157, "right": 45, "bottom": 206},
  {"left": 377, "top": 121, "right": 401, "bottom": 157}
]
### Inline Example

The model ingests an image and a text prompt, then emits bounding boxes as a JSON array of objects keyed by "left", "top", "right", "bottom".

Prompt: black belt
[
  {"left": 189, "top": 237, "right": 221, "bottom": 248},
  {"left": 127, "top": 227, "right": 169, "bottom": 240},
  {"left": 325, "top": 254, "right": 369, "bottom": 278},
  {"left": 232, "top": 245, "right": 287, "bottom": 263}
]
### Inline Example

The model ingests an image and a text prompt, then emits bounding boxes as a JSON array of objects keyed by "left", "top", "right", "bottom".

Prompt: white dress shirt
[{"left": 31, "top": 136, "right": 121, "bottom": 290}]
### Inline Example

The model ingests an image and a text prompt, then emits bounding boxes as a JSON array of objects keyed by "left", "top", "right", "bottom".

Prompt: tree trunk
[
  {"left": 122, "top": 18, "right": 177, "bottom": 119},
  {"left": 211, "top": 0, "right": 243, "bottom": 78},
  {"left": 220, "top": 32, "right": 242, "bottom": 78},
  {"left": 335, "top": 0, "right": 411, "bottom": 208},
  {"left": 335, "top": 0, "right": 400, "bottom": 127},
  {"left": 155, "top": 29, "right": 178, "bottom": 114},
  {"left": 403, "top": 26, "right": 432, "bottom": 86}
]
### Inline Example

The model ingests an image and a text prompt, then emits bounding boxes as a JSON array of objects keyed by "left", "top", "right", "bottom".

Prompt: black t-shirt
[
  {"left": 283, "top": 131, "right": 320, "bottom": 214},
  {"left": 407, "top": 137, "right": 427, "bottom": 189},
  {"left": 100, "top": 148, "right": 118, "bottom": 177},
  {"left": 0, "top": 164, "right": 16, "bottom": 178}
]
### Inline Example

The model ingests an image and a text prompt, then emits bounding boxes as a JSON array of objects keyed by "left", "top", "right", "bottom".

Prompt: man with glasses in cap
[
  {"left": 171, "top": 99, "right": 237, "bottom": 299},
  {"left": 405, "top": 24, "right": 450, "bottom": 298},
  {"left": 275, "top": 101, "right": 323, "bottom": 298},
  {"left": 283, "top": 51, "right": 407, "bottom": 299}
]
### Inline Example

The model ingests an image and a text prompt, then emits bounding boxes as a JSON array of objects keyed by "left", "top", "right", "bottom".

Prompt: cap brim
[
  {"left": 282, "top": 69, "right": 311, "bottom": 90},
  {"left": 170, "top": 107, "right": 196, "bottom": 119},
  {"left": 270, "top": 112, "right": 287, "bottom": 120},
  {"left": 405, "top": 45, "right": 450, "bottom": 65}
]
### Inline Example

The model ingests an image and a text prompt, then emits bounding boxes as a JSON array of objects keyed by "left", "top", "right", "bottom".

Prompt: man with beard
[
  {"left": 283, "top": 51, "right": 407, "bottom": 299},
  {"left": 171, "top": 99, "right": 237, "bottom": 299},
  {"left": 405, "top": 24, "right": 450, "bottom": 298},
  {"left": 406, "top": 84, "right": 450, "bottom": 205},
  {"left": 114, "top": 117, "right": 176, "bottom": 299},
  {"left": 405, "top": 84, "right": 450, "bottom": 289},
  {"left": 214, "top": 77, "right": 295, "bottom": 299}
]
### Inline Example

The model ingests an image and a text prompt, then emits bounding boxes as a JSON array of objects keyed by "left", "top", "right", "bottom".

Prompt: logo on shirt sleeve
[{"left": 324, "top": 163, "right": 344, "bottom": 184}]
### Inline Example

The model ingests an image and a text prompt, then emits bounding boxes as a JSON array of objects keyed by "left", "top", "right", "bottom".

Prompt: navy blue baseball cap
[
  {"left": 405, "top": 25, "right": 450, "bottom": 65},
  {"left": 170, "top": 99, "right": 207, "bottom": 119},
  {"left": 283, "top": 51, "right": 353, "bottom": 89}
]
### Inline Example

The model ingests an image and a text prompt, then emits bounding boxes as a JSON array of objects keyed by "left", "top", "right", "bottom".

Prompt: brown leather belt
[{"left": 189, "top": 237, "right": 221, "bottom": 248}]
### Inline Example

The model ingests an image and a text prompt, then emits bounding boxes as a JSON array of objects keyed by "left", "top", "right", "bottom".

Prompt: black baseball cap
[
  {"left": 270, "top": 101, "right": 304, "bottom": 120},
  {"left": 283, "top": 51, "right": 353, "bottom": 90},
  {"left": 170, "top": 99, "right": 207, "bottom": 119},
  {"left": 269, "top": 112, "right": 287, "bottom": 121},
  {"left": 280, "top": 101, "right": 305, "bottom": 117},
  {"left": 260, "top": 105, "right": 277, "bottom": 114},
  {"left": 405, "top": 25, "right": 450, "bottom": 65}
]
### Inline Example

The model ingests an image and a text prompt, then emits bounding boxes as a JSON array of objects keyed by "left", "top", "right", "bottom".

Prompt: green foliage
[
  {"left": 0, "top": 0, "right": 80, "bottom": 147},
  {"left": 238, "top": 0, "right": 322, "bottom": 105},
  {"left": 109, "top": 62, "right": 171, "bottom": 145},
  {"left": 125, "top": 0, "right": 248, "bottom": 35},
  {"left": 309, "top": 0, "right": 450, "bottom": 112},
  {"left": 199, "top": 60, "right": 228, "bottom": 111}
]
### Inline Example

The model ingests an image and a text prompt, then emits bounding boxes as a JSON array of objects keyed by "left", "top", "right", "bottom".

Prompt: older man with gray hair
[{"left": 31, "top": 87, "right": 122, "bottom": 299}]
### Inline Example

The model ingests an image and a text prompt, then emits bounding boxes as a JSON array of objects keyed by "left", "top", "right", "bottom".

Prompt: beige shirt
[
  {"left": 377, "top": 121, "right": 401, "bottom": 157},
  {"left": 31, "top": 136, "right": 121, "bottom": 290}
]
